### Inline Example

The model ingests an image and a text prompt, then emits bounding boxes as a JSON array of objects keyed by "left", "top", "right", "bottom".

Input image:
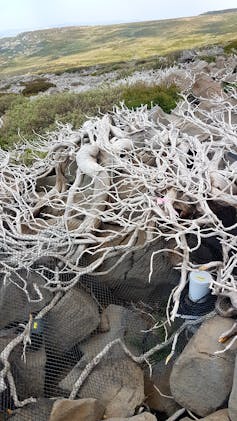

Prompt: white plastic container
[{"left": 188, "top": 271, "right": 213, "bottom": 303}]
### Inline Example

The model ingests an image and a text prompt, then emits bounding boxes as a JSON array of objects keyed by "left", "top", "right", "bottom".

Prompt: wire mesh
[{"left": 0, "top": 253, "right": 216, "bottom": 421}]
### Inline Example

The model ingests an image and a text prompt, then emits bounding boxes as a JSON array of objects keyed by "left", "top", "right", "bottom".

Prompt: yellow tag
[
  {"left": 196, "top": 276, "right": 205, "bottom": 281},
  {"left": 33, "top": 322, "right": 38, "bottom": 330}
]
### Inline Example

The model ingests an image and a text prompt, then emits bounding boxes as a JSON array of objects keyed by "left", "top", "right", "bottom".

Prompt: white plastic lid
[
  {"left": 189, "top": 270, "right": 213, "bottom": 285},
  {"left": 188, "top": 270, "right": 213, "bottom": 303}
]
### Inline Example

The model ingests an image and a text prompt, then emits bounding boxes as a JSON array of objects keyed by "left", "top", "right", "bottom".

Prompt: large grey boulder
[
  {"left": 0, "top": 270, "right": 53, "bottom": 329},
  {"left": 49, "top": 398, "right": 104, "bottom": 421},
  {"left": 14, "top": 345, "right": 46, "bottom": 400},
  {"left": 60, "top": 305, "right": 146, "bottom": 418},
  {"left": 229, "top": 353, "right": 237, "bottom": 421},
  {"left": 60, "top": 348, "right": 144, "bottom": 419},
  {"left": 97, "top": 237, "right": 179, "bottom": 302},
  {"left": 45, "top": 288, "right": 100, "bottom": 352},
  {"left": 0, "top": 329, "right": 46, "bottom": 402},
  {"left": 180, "top": 408, "right": 230, "bottom": 420},
  {"left": 170, "top": 316, "right": 237, "bottom": 417},
  {"left": 80, "top": 304, "right": 147, "bottom": 358}
]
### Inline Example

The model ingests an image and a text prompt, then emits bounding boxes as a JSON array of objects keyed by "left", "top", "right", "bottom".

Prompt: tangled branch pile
[
  {"left": 0, "top": 60, "right": 237, "bottom": 408},
  {"left": 1, "top": 70, "right": 237, "bottom": 315}
]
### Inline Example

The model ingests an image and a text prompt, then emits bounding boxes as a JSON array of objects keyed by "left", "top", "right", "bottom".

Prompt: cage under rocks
[{"left": 0, "top": 258, "right": 218, "bottom": 421}]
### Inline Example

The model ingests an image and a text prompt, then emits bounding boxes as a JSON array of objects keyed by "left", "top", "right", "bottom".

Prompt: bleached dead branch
[
  {"left": 0, "top": 81, "right": 237, "bottom": 321},
  {"left": 0, "top": 58, "right": 236, "bottom": 405}
]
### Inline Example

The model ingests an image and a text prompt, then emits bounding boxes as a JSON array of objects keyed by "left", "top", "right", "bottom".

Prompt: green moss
[{"left": 122, "top": 83, "right": 180, "bottom": 113}]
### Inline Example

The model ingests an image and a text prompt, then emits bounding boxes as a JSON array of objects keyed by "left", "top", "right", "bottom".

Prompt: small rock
[
  {"left": 224, "top": 74, "right": 237, "bottom": 83},
  {"left": 214, "top": 56, "right": 226, "bottom": 69},
  {"left": 192, "top": 74, "right": 222, "bottom": 99},
  {"left": 104, "top": 413, "right": 157, "bottom": 421},
  {"left": 144, "top": 361, "right": 180, "bottom": 416},
  {"left": 49, "top": 398, "right": 104, "bottom": 421},
  {"left": 98, "top": 311, "right": 110, "bottom": 333},
  {"left": 45, "top": 288, "right": 100, "bottom": 352},
  {"left": 170, "top": 316, "right": 237, "bottom": 417},
  {"left": 149, "top": 105, "right": 173, "bottom": 125},
  {"left": 229, "top": 353, "right": 237, "bottom": 421},
  {"left": 179, "top": 49, "right": 196, "bottom": 63},
  {"left": 180, "top": 121, "right": 209, "bottom": 141},
  {"left": 191, "top": 60, "right": 210, "bottom": 73}
]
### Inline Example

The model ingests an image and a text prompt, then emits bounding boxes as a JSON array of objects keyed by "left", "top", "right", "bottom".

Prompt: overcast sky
[{"left": 1, "top": 0, "right": 237, "bottom": 34}]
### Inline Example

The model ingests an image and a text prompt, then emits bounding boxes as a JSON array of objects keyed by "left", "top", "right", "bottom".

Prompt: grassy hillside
[
  {"left": 0, "top": 10, "right": 237, "bottom": 76},
  {"left": 201, "top": 8, "right": 237, "bottom": 15}
]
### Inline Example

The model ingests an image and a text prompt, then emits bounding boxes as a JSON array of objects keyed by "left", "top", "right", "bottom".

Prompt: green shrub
[
  {"left": 0, "top": 88, "right": 121, "bottom": 148},
  {"left": 122, "top": 83, "right": 179, "bottom": 113},
  {"left": 0, "top": 93, "right": 22, "bottom": 115},
  {"left": 0, "top": 82, "right": 179, "bottom": 149},
  {"left": 21, "top": 78, "right": 56, "bottom": 96},
  {"left": 199, "top": 55, "right": 216, "bottom": 63},
  {"left": 224, "top": 40, "right": 237, "bottom": 54}
]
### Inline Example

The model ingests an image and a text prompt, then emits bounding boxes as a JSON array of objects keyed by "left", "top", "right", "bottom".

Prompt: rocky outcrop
[
  {"left": 170, "top": 316, "right": 237, "bottom": 417},
  {"left": 49, "top": 398, "right": 104, "bottom": 421}
]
